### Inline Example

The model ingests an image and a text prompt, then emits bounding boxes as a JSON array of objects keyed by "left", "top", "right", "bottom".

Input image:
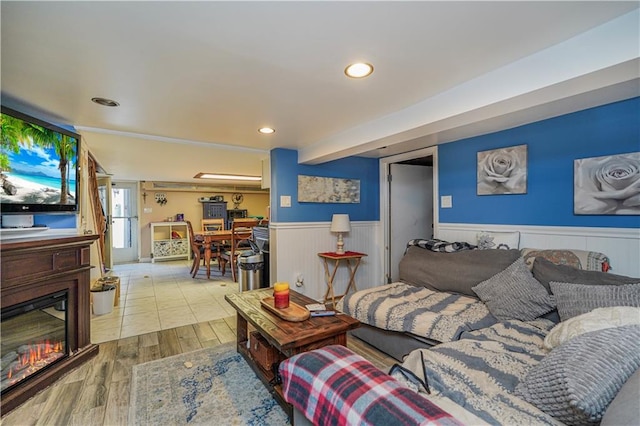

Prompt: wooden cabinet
[
  {"left": 150, "top": 222, "right": 189, "bottom": 262},
  {"left": 202, "top": 201, "right": 227, "bottom": 221}
]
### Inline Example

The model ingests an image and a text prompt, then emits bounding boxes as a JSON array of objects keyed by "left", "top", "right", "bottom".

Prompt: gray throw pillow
[
  {"left": 532, "top": 258, "right": 639, "bottom": 324},
  {"left": 550, "top": 281, "right": 640, "bottom": 321},
  {"left": 516, "top": 325, "right": 640, "bottom": 426},
  {"left": 533, "top": 257, "right": 638, "bottom": 294},
  {"left": 471, "top": 257, "right": 556, "bottom": 321},
  {"left": 399, "top": 246, "right": 521, "bottom": 297}
]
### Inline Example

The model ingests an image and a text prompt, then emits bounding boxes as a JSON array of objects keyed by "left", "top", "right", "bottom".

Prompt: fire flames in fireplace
[{"left": 1, "top": 340, "right": 65, "bottom": 392}]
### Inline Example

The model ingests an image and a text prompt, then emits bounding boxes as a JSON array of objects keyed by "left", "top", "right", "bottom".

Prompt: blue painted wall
[
  {"left": 439, "top": 97, "right": 640, "bottom": 228},
  {"left": 270, "top": 148, "right": 379, "bottom": 222},
  {"left": 33, "top": 99, "right": 639, "bottom": 230}
]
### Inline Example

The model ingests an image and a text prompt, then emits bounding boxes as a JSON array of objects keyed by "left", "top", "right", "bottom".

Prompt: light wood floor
[{"left": 0, "top": 315, "right": 395, "bottom": 425}]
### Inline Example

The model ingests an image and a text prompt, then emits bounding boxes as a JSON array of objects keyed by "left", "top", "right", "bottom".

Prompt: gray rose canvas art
[
  {"left": 477, "top": 144, "right": 527, "bottom": 195},
  {"left": 574, "top": 152, "right": 640, "bottom": 215}
]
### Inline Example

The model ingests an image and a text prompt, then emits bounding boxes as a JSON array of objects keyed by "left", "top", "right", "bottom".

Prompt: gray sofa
[
  {"left": 337, "top": 243, "right": 640, "bottom": 425},
  {"left": 344, "top": 246, "right": 523, "bottom": 361}
]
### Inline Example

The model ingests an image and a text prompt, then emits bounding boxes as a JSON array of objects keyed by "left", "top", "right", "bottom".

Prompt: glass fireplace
[{"left": 1, "top": 290, "right": 68, "bottom": 394}]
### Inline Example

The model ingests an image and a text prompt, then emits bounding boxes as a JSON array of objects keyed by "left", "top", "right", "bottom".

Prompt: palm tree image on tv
[
  {"left": 1, "top": 112, "right": 77, "bottom": 205},
  {"left": 1, "top": 114, "right": 22, "bottom": 195}
]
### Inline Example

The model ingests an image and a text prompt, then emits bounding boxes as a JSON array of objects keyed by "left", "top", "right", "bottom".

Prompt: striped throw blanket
[
  {"left": 400, "top": 319, "right": 561, "bottom": 425},
  {"left": 336, "top": 282, "right": 497, "bottom": 343},
  {"left": 279, "top": 345, "right": 463, "bottom": 426}
]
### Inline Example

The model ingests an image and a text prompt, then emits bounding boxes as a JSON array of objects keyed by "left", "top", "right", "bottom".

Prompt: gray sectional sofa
[{"left": 336, "top": 242, "right": 640, "bottom": 425}]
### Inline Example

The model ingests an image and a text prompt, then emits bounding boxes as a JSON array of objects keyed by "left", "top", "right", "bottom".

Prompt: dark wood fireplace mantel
[{"left": 1, "top": 233, "right": 100, "bottom": 415}]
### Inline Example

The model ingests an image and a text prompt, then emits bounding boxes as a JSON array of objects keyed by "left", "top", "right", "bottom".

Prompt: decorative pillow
[
  {"left": 471, "top": 257, "right": 556, "bottom": 321},
  {"left": 532, "top": 257, "right": 637, "bottom": 294},
  {"left": 516, "top": 325, "right": 640, "bottom": 425},
  {"left": 476, "top": 231, "right": 520, "bottom": 250},
  {"left": 550, "top": 281, "right": 640, "bottom": 321},
  {"left": 543, "top": 306, "right": 640, "bottom": 350},
  {"left": 522, "top": 248, "right": 610, "bottom": 272},
  {"left": 399, "top": 246, "right": 521, "bottom": 297}
]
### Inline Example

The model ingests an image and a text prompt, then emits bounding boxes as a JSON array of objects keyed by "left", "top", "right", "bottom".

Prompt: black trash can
[
  {"left": 238, "top": 250, "right": 265, "bottom": 291},
  {"left": 252, "top": 226, "right": 270, "bottom": 287}
]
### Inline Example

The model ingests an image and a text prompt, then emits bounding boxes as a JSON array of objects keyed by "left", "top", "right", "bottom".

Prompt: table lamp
[{"left": 330, "top": 214, "right": 351, "bottom": 255}]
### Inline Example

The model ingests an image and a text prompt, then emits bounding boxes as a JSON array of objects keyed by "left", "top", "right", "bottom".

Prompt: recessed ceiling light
[
  {"left": 258, "top": 127, "right": 275, "bottom": 134},
  {"left": 91, "top": 97, "right": 120, "bottom": 107},
  {"left": 344, "top": 62, "right": 374, "bottom": 78}
]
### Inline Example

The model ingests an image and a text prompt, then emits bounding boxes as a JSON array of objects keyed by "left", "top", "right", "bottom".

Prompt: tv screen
[{"left": 1, "top": 106, "right": 81, "bottom": 214}]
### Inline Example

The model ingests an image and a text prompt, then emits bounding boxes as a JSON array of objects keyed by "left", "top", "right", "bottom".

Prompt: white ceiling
[{"left": 1, "top": 1, "right": 638, "bottom": 183}]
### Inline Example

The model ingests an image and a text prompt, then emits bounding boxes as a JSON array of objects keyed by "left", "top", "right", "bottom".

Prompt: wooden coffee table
[{"left": 224, "top": 288, "right": 360, "bottom": 417}]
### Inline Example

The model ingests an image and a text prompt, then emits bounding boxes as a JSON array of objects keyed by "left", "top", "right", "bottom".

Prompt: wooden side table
[{"left": 318, "top": 251, "right": 367, "bottom": 306}]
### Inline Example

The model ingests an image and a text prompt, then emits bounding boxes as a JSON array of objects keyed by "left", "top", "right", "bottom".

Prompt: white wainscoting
[
  {"left": 270, "top": 221, "right": 383, "bottom": 302},
  {"left": 437, "top": 223, "right": 640, "bottom": 278}
]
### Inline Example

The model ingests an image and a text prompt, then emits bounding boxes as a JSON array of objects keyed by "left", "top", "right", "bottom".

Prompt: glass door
[{"left": 111, "top": 181, "right": 139, "bottom": 264}]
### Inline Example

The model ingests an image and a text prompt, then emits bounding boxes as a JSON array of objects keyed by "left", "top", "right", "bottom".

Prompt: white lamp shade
[{"left": 330, "top": 214, "right": 351, "bottom": 233}]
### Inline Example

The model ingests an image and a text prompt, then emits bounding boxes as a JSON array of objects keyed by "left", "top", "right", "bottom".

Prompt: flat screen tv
[{"left": 1, "top": 106, "right": 81, "bottom": 214}]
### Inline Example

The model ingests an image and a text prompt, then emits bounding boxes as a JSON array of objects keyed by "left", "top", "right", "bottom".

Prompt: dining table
[
  {"left": 194, "top": 227, "right": 252, "bottom": 278},
  {"left": 196, "top": 229, "right": 232, "bottom": 279}
]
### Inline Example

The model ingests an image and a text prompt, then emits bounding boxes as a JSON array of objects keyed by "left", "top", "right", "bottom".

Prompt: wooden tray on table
[{"left": 260, "top": 297, "right": 310, "bottom": 322}]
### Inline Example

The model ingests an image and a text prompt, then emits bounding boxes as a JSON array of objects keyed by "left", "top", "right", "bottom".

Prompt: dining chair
[
  {"left": 201, "top": 218, "right": 227, "bottom": 271},
  {"left": 186, "top": 221, "right": 206, "bottom": 278},
  {"left": 202, "top": 218, "right": 225, "bottom": 231},
  {"left": 220, "top": 218, "right": 259, "bottom": 282}
]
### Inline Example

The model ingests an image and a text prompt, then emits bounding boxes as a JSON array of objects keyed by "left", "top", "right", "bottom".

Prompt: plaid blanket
[
  {"left": 279, "top": 345, "right": 462, "bottom": 426},
  {"left": 406, "top": 239, "right": 476, "bottom": 253}
]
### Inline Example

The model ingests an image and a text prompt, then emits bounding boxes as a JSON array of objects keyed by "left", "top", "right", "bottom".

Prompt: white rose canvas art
[
  {"left": 574, "top": 152, "right": 640, "bottom": 215},
  {"left": 477, "top": 144, "right": 527, "bottom": 195}
]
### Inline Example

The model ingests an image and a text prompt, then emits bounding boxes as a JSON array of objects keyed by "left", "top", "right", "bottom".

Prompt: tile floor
[{"left": 90, "top": 259, "right": 239, "bottom": 344}]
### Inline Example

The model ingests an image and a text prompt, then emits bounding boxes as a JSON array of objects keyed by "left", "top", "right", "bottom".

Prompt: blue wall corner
[
  {"left": 439, "top": 97, "right": 640, "bottom": 228},
  {"left": 270, "top": 148, "right": 379, "bottom": 222}
]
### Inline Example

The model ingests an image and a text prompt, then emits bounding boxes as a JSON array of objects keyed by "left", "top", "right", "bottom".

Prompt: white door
[
  {"left": 97, "top": 175, "right": 113, "bottom": 271},
  {"left": 389, "top": 163, "right": 433, "bottom": 282},
  {"left": 111, "top": 181, "right": 139, "bottom": 264},
  {"left": 380, "top": 146, "right": 438, "bottom": 284}
]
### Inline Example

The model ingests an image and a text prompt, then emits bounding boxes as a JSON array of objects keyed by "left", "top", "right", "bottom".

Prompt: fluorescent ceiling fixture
[
  {"left": 344, "top": 62, "right": 374, "bottom": 78},
  {"left": 194, "top": 173, "right": 261, "bottom": 181},
  {"left": 91, "top": 97, "right": 120, "bottom": 107},
  {"left": 258, "top": 127, "right": 275, "bottom": 134}
]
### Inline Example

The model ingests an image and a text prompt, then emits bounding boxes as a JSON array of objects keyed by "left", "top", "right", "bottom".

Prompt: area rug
[{"left": 129, "top": 342, "right": 290, "bottom": 425}]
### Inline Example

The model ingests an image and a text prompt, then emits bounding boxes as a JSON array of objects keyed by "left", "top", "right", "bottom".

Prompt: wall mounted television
[{"left": 0, "top": 106, "right": 81, "bottom": 214}]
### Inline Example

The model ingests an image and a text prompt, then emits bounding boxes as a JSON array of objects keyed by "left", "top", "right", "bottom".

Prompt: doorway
[
  {"left": 380, "top": 147, "right": 438, "bottom": 283},
  {"left": 111, "top": 181, "right": 139, "bottom": 264}
]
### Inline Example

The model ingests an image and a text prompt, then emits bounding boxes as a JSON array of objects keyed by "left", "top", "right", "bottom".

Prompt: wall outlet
[{"left": 441, "top": 195, "right": 453, "bottom": 208}]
